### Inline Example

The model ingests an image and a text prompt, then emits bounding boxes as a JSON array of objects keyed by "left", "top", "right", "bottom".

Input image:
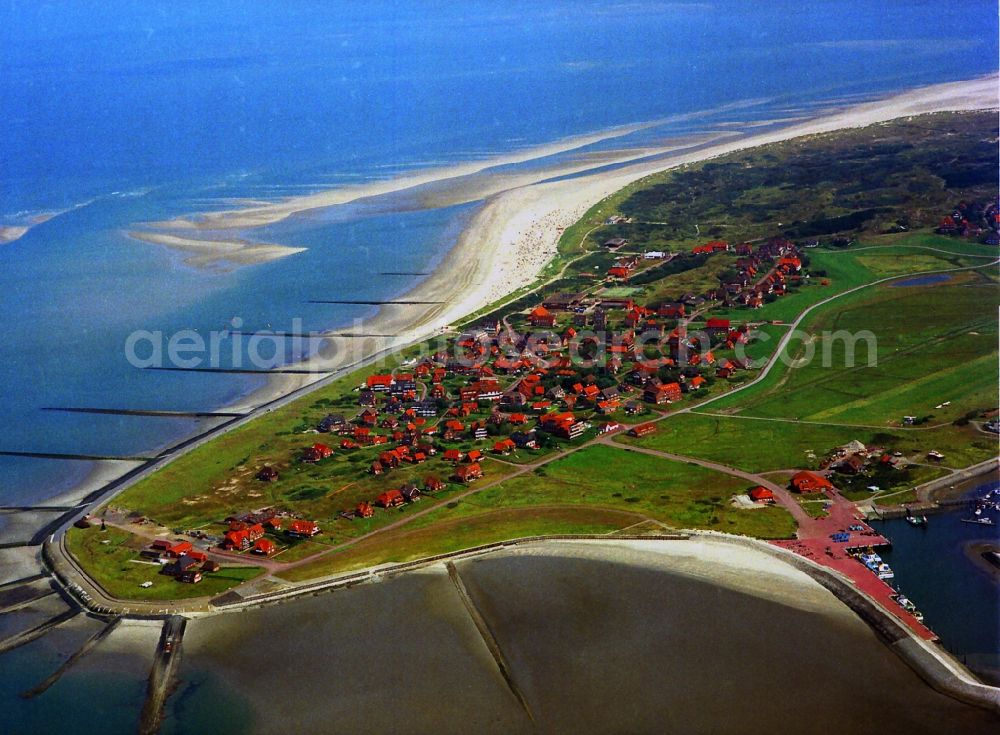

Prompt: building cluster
[
  {"left": 935, "top": 198, "right": 1000, "bottom": 245},
  {"left": 141, "top": 538, "right": 217, "bottom": 584},
  {"left": 218, "top": 510, "right": 320, "bottom": 557},
  {"left": 220, "top": 233, "right": 819, "bottom": 537}
]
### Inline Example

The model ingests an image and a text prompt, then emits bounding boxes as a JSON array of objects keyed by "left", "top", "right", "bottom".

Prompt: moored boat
[{"left": 961, "top": 517, "right": 995, "bottom": 526}]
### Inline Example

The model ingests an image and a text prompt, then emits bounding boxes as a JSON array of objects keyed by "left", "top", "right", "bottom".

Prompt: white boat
[
  {"left": 875, "top": 563, "right": 894, "bottom": 580},
  {"left": 961, "top": 517, "right": 995, "bottom": 526}
]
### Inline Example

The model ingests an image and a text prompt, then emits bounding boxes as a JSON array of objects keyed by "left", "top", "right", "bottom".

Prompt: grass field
[
  {"left": 280, "top": 444, "right": 797, "bottom": 579},
  {"left": 277, "top": 506, "right": 634, "bottom": 580},
  {"left": 709, "top": 273, "right": 999, "bottom": 426},
  {"left": 66, "top": 526, "right": 261, "bottom": 600},
  {"left": 616, "top": 412, "right": 996, "bottom": 474}
]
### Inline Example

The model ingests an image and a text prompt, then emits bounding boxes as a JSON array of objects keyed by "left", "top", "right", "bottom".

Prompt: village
[{"left": 107, "top": 234, "right": 840, "bottom": 586}]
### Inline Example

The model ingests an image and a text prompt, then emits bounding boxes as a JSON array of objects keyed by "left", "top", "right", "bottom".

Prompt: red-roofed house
[
  {"left": 790, "top": 471, "right": 834, "bottom": 494},
  {"left": 287, "top": 520, "right": 320, "bottom": 538},
  {"left": 644, "top": 382, "right": 682, "bottom": 404},
  {"left": 493, "top": 438, "right": 516, "bottom": 455},
  {"left": 455, "top": 463, "right": 483, "bottom": 483},
  {"left": 748, "top": 486, "right": 775, "bottom": 503},
  {"left": 252, "top": 538, "right": 277, "bottom": 556},
  {"left": 376, "top": 489, "right": 405, "bottom": 508},
  {"left": 302, "top": 443, "right": 334, "bottom": 462},
  {"left": 222, "top": 530, "right": 251, "bottom": 551},
  {"left": 528, "top": 306, "right": 556, "bottom": 327},
  {"left": 367, "top": 374, "right": 394, "bottom": 391}
]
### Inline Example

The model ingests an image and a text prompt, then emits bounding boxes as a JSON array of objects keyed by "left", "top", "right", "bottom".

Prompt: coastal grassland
[
  {"left": 279, "top": 445, "right": 797, "bottom": 579},
  {"left": 277, "top": 507, "right": 634, "bottom": 579},
  {"left": 616, "top": 412, "right": 994, "bottom": 474},
  {"left": 66, "top": 526, "right": 261, "bottom": 600},
  {"left": 586, "top": 111, "right": 998, "bottom": 252},
  {"left": 710, "top": 273, "right": 1000, "bottom": 425},
  {"left": 118, "top": 442, "right": 521, "bottom": 546},
  {"left": 105, "top": 339, "right": 522, "bottom": 543},
  {"left": 640, "top": 253, "right": 739, "bottom": 302}
]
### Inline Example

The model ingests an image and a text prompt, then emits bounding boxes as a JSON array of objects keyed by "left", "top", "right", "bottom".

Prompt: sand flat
[
  {"left": 0, "top": 225, "right": 30, "bottom": 244},
  {"left": 171, "top": 541, "right": 998, "bottom": 733},
  {"left": 127, "top": 231, "right": 306, "bottom": 268}
]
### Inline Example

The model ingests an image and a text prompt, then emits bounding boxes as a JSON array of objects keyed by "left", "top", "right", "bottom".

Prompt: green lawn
[
  {"left": 280, "top": 443, "right": 797, "bottom": 580},
  {"left": 616, "top": 412, "right": 996, "bottom": 474},
  {"left": 278, "top": 506, "right": 635, "bottom": 580},
  {"left": 411, "top": 444, "right": 796, "bottom": 538},
  {"left": 709, "top": 274, "right": 999, "bottom": 426},
  {"left": 66, "top": 527, "right": 261, "bottom": 600}
]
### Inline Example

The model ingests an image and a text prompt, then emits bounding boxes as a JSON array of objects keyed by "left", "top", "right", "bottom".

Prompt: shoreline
[{"left": 42, "top": 530, "right": 1000, "bottom": 714}]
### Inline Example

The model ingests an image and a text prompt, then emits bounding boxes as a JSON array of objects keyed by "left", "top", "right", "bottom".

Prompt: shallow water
[
  {"left": 165, "top": 544, "right": 997, "bottom": 734},
  {"left": 891, "top": 273, "right": 955, "bottom": 287}
]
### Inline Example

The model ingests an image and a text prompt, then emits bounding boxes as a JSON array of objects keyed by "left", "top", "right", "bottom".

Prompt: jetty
[
  {"left": 42, "top": 407, "right": 246, "bottom": 419},
  {"left": 0, "top": 608, "right": 80, "bottom": 655},
  {"left": 138, "top": 616, "right": 186, "bottom": 735},
  {"left": 20, "top": 617, "right": 121, "bottom": 699}
]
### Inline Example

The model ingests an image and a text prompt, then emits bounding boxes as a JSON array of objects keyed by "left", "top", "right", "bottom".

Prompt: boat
[
  {"left": 904, "top": 515, "right": 927, "bottom": 527},
  {"left": 961, "top": 517, "right": 995, "bottom": 526},
  {"left": 874, "top": 562, "right": 894, "bottom": 580},
  {"left": 913, "top": 611, "right": 924, "bottom": 623}
]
